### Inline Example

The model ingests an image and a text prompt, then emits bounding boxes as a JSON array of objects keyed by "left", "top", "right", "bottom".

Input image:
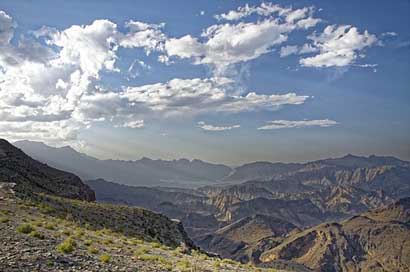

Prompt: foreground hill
[
  {"left": 260, "top": 198, "right": 410, "bottom": 271},
  {"left": 0, "top": 183, "right": 275, "bottom": 272}
]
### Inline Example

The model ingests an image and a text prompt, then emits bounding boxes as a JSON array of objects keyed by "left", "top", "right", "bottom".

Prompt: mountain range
[{"left": 9, "top": 139, "right": 410, "bottom": 271}]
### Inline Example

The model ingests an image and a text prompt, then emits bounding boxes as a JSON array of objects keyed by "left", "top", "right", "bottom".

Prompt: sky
[{"left": 0, "top": 0, "right": 409, "bottom": 165}]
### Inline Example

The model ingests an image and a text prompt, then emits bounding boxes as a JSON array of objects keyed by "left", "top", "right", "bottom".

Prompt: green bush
[
  {"left": 57, "top": 238, "right": 76, "bottom": 254},
  {"left": 16, "top": 223, "right": 35, "bottom": 234},
  {"left": 45, "top": 222, "right": 56, "bottom": 230},
  {"left": 100, "top": 254, "right": 111, "bottom": 263}
]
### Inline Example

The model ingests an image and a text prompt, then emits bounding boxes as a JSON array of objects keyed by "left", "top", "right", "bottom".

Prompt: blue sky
[{"left": 0, "top": 0, "right": 409, "bottom": 164}]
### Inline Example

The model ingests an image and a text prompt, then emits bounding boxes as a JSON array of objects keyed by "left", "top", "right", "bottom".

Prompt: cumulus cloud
[
  {"left": 299, "top": 25, "right": 377, "bottom": 67},
  {"left": 258, "top": 119, "right": 338, "bottom": 130},
  {"left": 197, "top": 121, "right": 240, "bottom": 131},
  {"left": 122, "top": 77, "right": 309, "bottom": 116},
  {"left": 0, "top": 12, "right": 167, "bottom": 144},
  {"left": 165, "top": 3, "right": 321, "bottom": 72},
  {"left": 0, "top": 9, "right": 309, "bottom": 145},
  {"left": 2, "top": 7, "right": 352, "bottom": 145},
  {"left": 119, "top": 20, "right": 166, "bottom": 54}
]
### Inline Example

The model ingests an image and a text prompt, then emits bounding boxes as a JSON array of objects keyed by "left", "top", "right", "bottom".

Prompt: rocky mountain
[
  {"left": 0, "top": 139, "right": 95, "bottom": 201},
  {"left": 14, "top": 140, "right": 231, "bottom": 188},
  {"left": 259, "top": 197, "right": 410, "bottom": 272}
]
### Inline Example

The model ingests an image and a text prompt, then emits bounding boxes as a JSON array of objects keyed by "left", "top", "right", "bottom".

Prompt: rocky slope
[
  {"left": 0, "top": 139, "right": 95, "bottom": 201},
  {"left": 259, "top": 198, "right": 410, "bottom": 272},
  {"left": 196, "top": 214, "right": 299, "bottom": 262},
  {"left": 0, "top": 183, "right": 275, "bottom": 272}
]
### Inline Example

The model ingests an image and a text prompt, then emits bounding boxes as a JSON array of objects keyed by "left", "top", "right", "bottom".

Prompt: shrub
[
  {"left": 100, "top": 254, "right": 111, "bottom": 263},
  {"left": 45, "top": 223, "right": 56, "bottom": 230},
  {"left": 176, "top": 259, "right": 191, "bottom": 271},
  {"left": 0, "top": 217, "right": 9, "bottom": 223},
  {"left": 39, "top": 203, "right": 55, "bottom": 214},
  {"left": 30, "top": 231, "right": 45, "bottom": 239},
  {"left": 138, "top": 254, "right": 158, "bottom": 262},
  {"left": 16, "top": 223, "right": 35, "bottom": 234},
  {"left": 57, "top": 238, "right": 76, "bottom": 254},
  {"left": 88, "top": 246, "right": 99, "bottom": 254},
  {"left": 135, "top": 246, "right": 150, "bottom": 255}
]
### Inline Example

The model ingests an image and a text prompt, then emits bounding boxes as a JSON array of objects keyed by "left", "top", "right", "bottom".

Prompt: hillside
[
  {"left": 0, "top": 183, "right": 276, "bottom": 272},
  {"left": 0, "top": 139, "right": 95, "bottom": 201},
  {"left": 259, "top": 198, "right": 410, "bottom": 271}
]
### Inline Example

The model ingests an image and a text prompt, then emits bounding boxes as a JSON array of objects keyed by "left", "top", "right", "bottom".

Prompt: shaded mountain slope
[{"left": 0, "top": 139, "right": 95, "bottom": 201}]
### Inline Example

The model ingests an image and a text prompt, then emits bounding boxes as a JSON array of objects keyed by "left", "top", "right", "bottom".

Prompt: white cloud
[
  {"left": 0, "top": 10, "right": 15, "bottom": 45},
  {"left": 197, "top": 121, "right": 240, "bottom": 131},
  {"left": 166, "top": 3, "right": 321, "bottom": 73},
  {"left": 119, "top": 20, "right": 166, "bottom": 54},
  {"left": 122, "top": 77, "right": 309, "bottom": 116},
  {"left": 258, "top": 119, "right": 338, "bottom": 130},
  {"left": 165, "top": 19, "right": 292, "bottom": 70},
  {"left": 214, "top": 2, "right": 319, "bottom": 24},
  {"left": 0, "top": 8, "right": 335, "bottom": 145},
  {"left": 300, "top": 25, "right": 377, "bottom": 67},
  {"left": 280, "top": 45, "right": 299, "bottom": 57},
  {"left": 41, "top": 19, "right": 121, "bottom": 78},
  {"left": 0, "top": 12, "right": 166, "bottom": 144}
]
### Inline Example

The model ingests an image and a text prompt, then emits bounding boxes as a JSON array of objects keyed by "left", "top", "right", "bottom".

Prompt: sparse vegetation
[
  {"left": 56, "top": 237, "right": 76, "bottom": 254},
  {"left": 16, "top": 223, "right": 35, "bottom": 234},
  {"left": 29, "top": 231, "right": 45, "bottom": 239},
  {"left": 99, "top": 254, "right": 111, "bottom": 263},
  {"left": 88, "top": 246, "right": 99, "bottom": 254}
]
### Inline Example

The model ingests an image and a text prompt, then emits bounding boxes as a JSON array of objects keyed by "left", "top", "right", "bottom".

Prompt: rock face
[
  {"left": 259, "top": 198, "right": 410, "bottom": 272},
  {"left": 0, "top": 139, "right": 95, "bottom": 201}
]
